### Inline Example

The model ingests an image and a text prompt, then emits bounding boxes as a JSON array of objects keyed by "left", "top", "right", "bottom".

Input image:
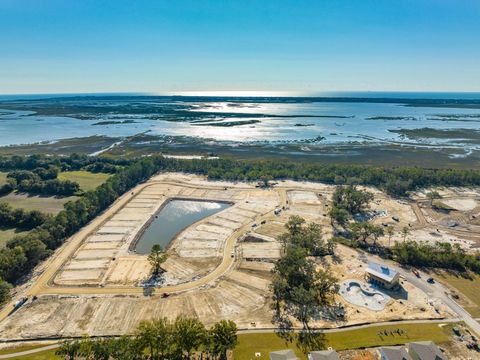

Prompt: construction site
[{"left": 0, "top": 172, "right": 479, "bottom": 341}]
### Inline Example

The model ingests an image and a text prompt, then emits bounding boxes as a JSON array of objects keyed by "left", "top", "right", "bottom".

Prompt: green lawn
[
  {"left": 0, "top": 344, "right": 55, "bottom": 356},
  {"left": 0, "top": 192, "right": 78, "bottom": 214},
  {"left": 435, "top": 271, "right": 480, "bottom": 317},
  {"left": 0, "top": 226, "right": 28, "bottom": 248},
  {"left": 58, "top": 171, "right": 110, "bottom": 192},
  {"left": 234, "top": 323, "right": 452, "bottom": 360},
  {"left": 1, "top": 349, "right": 59, "bottom": 360},
  {"left": 0, "top": 172, "right": 7, "bottom": 185}
]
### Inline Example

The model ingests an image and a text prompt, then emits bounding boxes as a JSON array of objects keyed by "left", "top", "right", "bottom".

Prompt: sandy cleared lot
[
  {"left": 51, "top": 181, "right": 279, "bottom": 287},
  {"left": 1, "top": 174, "right": 477, "bottom": 340}
]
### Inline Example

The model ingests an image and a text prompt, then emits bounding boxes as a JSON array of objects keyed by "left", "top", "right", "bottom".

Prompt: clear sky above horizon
[{"left": 1, "top": 0, "right": 479, "bottom": 94}]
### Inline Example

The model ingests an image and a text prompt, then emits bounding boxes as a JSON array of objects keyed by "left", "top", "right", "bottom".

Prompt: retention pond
[{"left": 134, "top": 199, "right": 231, "bottom": 254}]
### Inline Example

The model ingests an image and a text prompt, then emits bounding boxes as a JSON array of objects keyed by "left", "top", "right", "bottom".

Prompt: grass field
[
  {"left": 0, "top": 226, "right": 28, "bottom": 248},
  {"left": 0, "top": 344, "right": 54, "bottom": 356},
  {"left": 234, "top": 323, "right": 452, "bottom": 360},
  {"left": 0, "top": 193, "right": 78, "bottom": 214},
  {"left": 58, "top": 171, "right": 110, "bottom": 192},
  {"left": 0, "top": 349, "right": 59, "bottom": 360},
  {"left": 0, "top": 172, "right": 7, "bottom": 185},
  {"left": 435, "top": 271, "right": 480, "bottom": 318}
]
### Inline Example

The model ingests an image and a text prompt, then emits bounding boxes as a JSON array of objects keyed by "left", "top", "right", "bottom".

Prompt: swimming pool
[{"left": 339, "top": 280, "right": 390, "bottom": 311}]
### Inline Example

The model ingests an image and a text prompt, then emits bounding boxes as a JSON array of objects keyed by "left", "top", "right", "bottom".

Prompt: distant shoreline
[{"left": 1, "top": 92, "right": 480, "bottom": 105}]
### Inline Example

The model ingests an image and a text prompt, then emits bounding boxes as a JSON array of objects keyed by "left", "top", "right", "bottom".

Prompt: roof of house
[
  {"left": 408, "top": 341, "right": 447, "bottom": 360},
  {"left": 379, "top": 346, "right": 412, "bottom": 360},
  {"left": 366, "top": 262, "right": 398, "bottom": 283},
  {"left": 270, "top": 349, "right": 298, "bottom": 360},
  {"left": 310, "top": 349, "right": 340, "bottom": 360}
]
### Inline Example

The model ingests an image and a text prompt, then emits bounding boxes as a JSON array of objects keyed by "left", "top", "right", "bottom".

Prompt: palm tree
[
  {"left": 401, "top": 226, "right": 410, "bottom": 242},
  {"left": 174, "top": 316, "right": 206, "bottom": 359},
  {"left": 386, "top": 226, "right": 395, "bottom": 247},
  {"left": 56, "top": 340, "right": 81, "bottom": 360},
  {"left": 148, "top": 244, "right": 168, "bottom": 276},
  {"left": 135, "top": 321, "right": 157, "bottom": 360},
  {"left": 210, "top": 320, "right": 238, "bottom": 360}
]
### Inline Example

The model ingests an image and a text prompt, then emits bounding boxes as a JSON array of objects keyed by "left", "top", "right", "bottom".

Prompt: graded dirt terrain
[{"left": 1, "top": 173, "right": 479, "bottom": 340}]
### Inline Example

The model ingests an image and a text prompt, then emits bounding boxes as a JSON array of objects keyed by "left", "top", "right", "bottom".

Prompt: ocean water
[{"left": 0, "top": 94, "right": 479, "bottom": 151}]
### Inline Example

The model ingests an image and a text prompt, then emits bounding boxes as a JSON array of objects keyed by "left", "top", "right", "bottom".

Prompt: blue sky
[{"left": 1, "top": 0, "right": 479, "bottom": 94}]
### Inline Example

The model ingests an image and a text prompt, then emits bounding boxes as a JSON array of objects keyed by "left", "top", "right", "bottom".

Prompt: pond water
[{"left": 134, "top": 199, "right": 231, "bottom": 254}]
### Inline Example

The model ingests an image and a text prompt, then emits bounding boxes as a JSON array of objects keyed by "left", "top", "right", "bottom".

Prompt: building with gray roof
[
  {"left": 379, "top": 346, "right": 412, "bottom": 360},
  {"left": 407, "top": 341, "right": 447, "bottom": 360},
  {"left": 269, "top": 349, "right": 299, "bottom": 360},
  {"left": 309, "top": 349, "right": 340, "bottom": 360}
]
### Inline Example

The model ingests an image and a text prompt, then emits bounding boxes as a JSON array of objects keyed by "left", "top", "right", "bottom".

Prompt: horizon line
[{"left": 1, "top": 90, "right": 480, "bottom": 99}]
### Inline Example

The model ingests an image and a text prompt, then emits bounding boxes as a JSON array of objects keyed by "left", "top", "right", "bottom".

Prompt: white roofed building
[{"left": 365, "top": 262, "right": 400, "bottom": 289}]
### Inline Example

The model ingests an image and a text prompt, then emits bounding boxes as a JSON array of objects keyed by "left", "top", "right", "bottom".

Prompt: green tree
[
  {"left": 148, "top": 244, "right": 168, "bottom": 276},
  {"left": 110, "top": 336, "right": 144, "bottom": 360},
  {"left": 136, "top": 320, "right": 157, "bottom": 359},
  {"left": 90, "top": 338, "right": 113, "bottom": 360},
  {"left": 328, "top": 206, "right": 349, "bottom": 228},
  {"left": 386, "top": 226, "right": 395, "bottom": 247},
  {"left": 371, "top": 225, "right": 385, "bottom": 246},
  {"left": 348, "top": 222, "right": 383, "bottom": 245},
  {"left": 0, "top": 278, "right": 11, "bottom": 306},
  {"left": 271, "top": 245, "right": 338, "bottom": 330},
  {"left": 280, "top": 216, "right": 330, "bottom": 256},
  {"left": 332, "top": 185, "right": 373, "bottom": 215},
  {"left": 210, "top": 320, "right": 238, "bottom": 360},
  {"left": 56, "top": 340, "right": 81, "bottom": 360},
  {"left": 401, "top": 226, "right": 410, "bottom": 242},
  {"left": 285, "top": 215, "right": 305, "bottom": 236},
  {"left": 173, "top": 316, "right": 206, "bottom": 359}
]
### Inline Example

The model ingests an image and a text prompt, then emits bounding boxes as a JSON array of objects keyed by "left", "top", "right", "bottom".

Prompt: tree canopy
[
  {"left": 57, "top": 316, "right": 238, "bottom": 360},
  {"left": 148, "top": 244, "right": 168, "bottom": 275}
]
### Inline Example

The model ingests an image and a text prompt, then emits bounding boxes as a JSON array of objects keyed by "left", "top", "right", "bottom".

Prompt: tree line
[
  {"left": 0, "top": 202, "right": 49, "bottom": 230},
  {"left": 0, "top": 156, "right": 162, "bottom": 305},
  {"left": 144, "top": 157, "right": 480, "bottom": 197},
  {"left": 6, "top": 169, "right": 80, "bottom": 196},
  {"left": 56, "top": 317, "right": 238, "bottom": 360},
  {"left": 327, "top": 186, "right": 480, "bottom": 275},
  {"left": 0, "top": 154, "right": 127, "bottom": 173},
  {"left": 4, "top": 155, "right": 480, "bottom": 197},
  {"left": 392, "top": 241, "right": 480, "bottom": 273},
  {"left": 0, "top": 153, "right": 127, "bottom": 197}
]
